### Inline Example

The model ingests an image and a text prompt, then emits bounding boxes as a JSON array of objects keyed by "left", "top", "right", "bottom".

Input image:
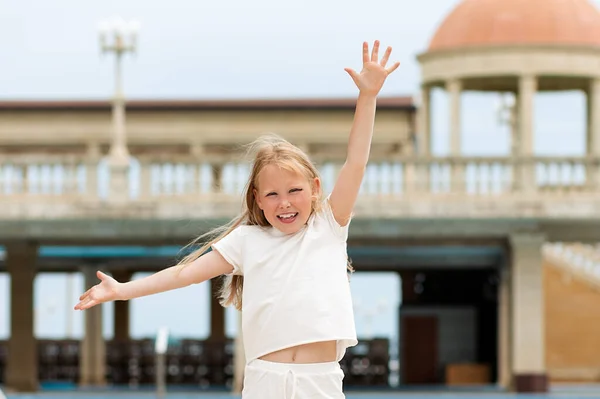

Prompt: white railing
[
  {"left": 543, "top": 243, "right": 600, "bottom": 290},
  {"left": 0, "top": 154, "right": 598, "bottom": 219}
]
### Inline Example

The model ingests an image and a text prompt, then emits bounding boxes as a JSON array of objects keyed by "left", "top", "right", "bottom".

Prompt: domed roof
[{"left": 428, "top": 0, "right": 600, "bottom": 52}]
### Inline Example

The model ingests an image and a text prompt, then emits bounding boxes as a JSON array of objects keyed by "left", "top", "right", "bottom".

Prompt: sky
[{"left": 0, "top": 0, "right": 594, "bottom": 342}]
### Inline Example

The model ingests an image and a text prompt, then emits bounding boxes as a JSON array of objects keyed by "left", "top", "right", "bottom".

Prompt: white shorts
[{"left": 242, "top": 358, "right": 345, "bottom": 399}]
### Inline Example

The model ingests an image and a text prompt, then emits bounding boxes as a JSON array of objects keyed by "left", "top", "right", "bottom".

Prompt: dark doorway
[
  {"left": 402, "top": 315, "right": 439, "bottom": 384},
  {"left": 399, "top": 269, "right": 499, "bottom": 386}
]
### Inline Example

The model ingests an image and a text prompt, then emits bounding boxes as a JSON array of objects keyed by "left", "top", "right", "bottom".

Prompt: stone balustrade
[
  {"left": 0, "top": 153, "right": 598, "bottom": 220},
  {"left": 543, "top": 243, "right": 600, "bottom": 289}
]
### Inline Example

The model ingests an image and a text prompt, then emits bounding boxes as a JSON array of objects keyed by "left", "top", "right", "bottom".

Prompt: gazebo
[
  {"left": 416, "top": 0, "right": 600, "bottom": 392},
  {"left": 417, "top": 0, "right": 600, "bottom": 192}
]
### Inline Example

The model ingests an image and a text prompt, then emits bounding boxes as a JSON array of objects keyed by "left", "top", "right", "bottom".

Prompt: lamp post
[
  {"left": 495, "top": 92, "right": 518, "bottom": 156},
  {"left": 496, "top": 92, "right": 520, "bottom": 191},
  {"left": 98, "top": 16, "right": 140, "bottom": 199}
]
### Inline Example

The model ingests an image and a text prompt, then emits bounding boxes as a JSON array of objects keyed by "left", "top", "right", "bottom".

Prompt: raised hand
[
  {"left": 344, "top": 40, "right": 400, "bottom": 96},
  {"left": 74, "top": 271, "right": 122, "bottom": 310}
]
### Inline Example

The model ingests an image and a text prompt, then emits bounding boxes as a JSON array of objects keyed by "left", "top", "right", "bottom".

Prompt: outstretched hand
[
  {"left": 74, "top": 271, "right": 122, "bottom": 310},
  {"left": 345, "top": 40, "right": 400, "bottom": 96}
]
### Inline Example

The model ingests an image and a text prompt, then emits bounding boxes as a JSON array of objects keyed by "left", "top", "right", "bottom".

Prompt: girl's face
[{"left": 254, "top": 164, "right": 320, "bottom": 234}]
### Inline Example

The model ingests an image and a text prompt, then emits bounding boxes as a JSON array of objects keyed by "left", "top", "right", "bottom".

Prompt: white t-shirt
[{"left": 212, "top": 197, "right": 358, "bottom": 363}]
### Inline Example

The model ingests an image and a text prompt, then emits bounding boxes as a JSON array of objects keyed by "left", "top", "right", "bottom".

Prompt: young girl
[{"left": 75, "top": 40, "right": 400, "bottom": 398}]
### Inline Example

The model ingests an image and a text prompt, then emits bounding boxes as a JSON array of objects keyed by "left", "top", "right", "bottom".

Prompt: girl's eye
[
  {"left": 290, "top": 188, "right": 302, "bottom": 193},
  {"left": 266, "top": 192, "right": 277, "bottom": 197}
]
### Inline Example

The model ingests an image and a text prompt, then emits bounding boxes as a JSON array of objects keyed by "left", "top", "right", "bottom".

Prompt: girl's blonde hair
[{"left": 178, "top": 134, "right": 353, "bottom": 310}]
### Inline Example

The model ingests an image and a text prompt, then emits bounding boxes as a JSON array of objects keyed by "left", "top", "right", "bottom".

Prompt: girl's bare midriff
[{"left": 259, "top": 340, "right": 337, "bottom": 363}]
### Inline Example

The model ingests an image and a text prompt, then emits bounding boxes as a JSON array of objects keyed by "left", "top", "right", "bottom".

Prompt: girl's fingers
[
  {"left": 75, "top": 298, "right": 89, "bottom": 310},
  {"left": 344, "top": 68, "right": 359, "bottom": 86},
  {"left": 85, "top": 300, "right": 97, "bottom": 310},
  {"left": 77, "top": 294, "right": 99, "bottom": 310},
  {"left": 79, "top": 287, "right": 92, "bottom": 301},
  {"left": 380, "top": 46, "right": 392, "bottom": 67},
  {"left": 362, "top": 42, "right": 369, "bottom": 65},
  {"left": 76, "top": 276, "right": 110, "bottom": 310},
  {"left": 79, "top": 299, "right": 95, "bottom": 310},
  {"left": 371, "top": 40, "right": 380, "bottom": 63},
  {"left": 386, "top": 61, "right": 401, "bottom": 75},
  {"left": 77, "top": 285, "right": 101, "bottom": 307}
]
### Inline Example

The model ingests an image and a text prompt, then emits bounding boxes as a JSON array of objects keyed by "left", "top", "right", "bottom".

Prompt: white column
[
  {"left": 415, "top": 85, "right": 431, "bottom": 193},
  {"left": 586, "top": 78, "right": 600, "bottom": 188},
  {"left": 509, "top": 233, "right": 547, "bottom": 392},
  {"left": 79, "top": 268, "right": 106, "bottom": 386},
  {"left": 447, "top": 79, "right": 464, "bottom": 192},
  {"left": 417, "top": 86, "right": 431, "bottom": 157},
  {"left": 518, "top": 75, "right": 537, "bottom": 192}
]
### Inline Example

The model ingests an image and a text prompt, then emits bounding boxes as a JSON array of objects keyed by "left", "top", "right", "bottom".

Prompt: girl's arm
[
  {"left": 74, "top": 250, "right": 233, "bottom": 310},
  {"left": 329, "top": 40, "right": 400, "bottom": 226}
]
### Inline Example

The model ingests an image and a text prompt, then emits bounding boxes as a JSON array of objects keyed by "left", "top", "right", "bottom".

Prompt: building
[{"left": 2, "top": 0, "right": 600, "bottom": 394}]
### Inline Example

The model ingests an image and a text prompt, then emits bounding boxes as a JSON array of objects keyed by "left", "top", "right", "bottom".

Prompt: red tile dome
[{"left": 428, "top": 0, "right": 600, "bottom": 51}]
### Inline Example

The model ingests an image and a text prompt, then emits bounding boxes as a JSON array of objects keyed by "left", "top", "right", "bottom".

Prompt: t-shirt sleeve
[
  {"left": 321, "top": 195, "right": 351, "bottom": 240},
  {"left": 211, "top": 226, "right": 245, "bottom": 276}
]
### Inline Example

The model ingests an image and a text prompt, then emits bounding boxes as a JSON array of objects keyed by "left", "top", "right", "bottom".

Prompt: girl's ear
[
  {"left": 312, "top": 177, "right": 321, "bottom": 194},
  {"left": 311, "top": 177, "right": 322, "bottom": 206},
  {"left": 253, "top": 188, "right": 263, "bottom": 210}
]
